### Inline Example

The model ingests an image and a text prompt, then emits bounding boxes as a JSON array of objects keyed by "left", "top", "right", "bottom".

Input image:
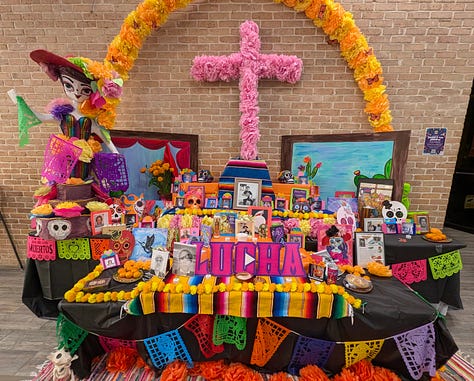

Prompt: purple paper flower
[{"left": 102, "top": 80, "right": 123, "bottom": 98}]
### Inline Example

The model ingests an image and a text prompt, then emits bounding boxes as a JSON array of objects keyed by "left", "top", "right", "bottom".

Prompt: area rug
[{"left": 30, "top": 351, "right": 474, "bottom": 381}]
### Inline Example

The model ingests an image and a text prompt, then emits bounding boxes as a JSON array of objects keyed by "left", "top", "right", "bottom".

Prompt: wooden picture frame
[
  {"left": 107, "top": 130, "right": 199, "bottom": 200},
  {"left": 355, "top": 232, "right": 385, "bottom": 268},
  {"left": 414, "top": 214, "right": 430, "bottom": 234},
  {"left": 233, "top": 178, "right": 262, "bottom": 210},
  {"left": 281, "top": 131, "right": 411, "bottom": 202},
  {"left": 91, "top": 210, "right": 112, "bottom": 235}
]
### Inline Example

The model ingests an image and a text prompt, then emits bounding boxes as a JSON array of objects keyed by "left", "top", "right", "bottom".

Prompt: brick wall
[{"left": 0, "top": 0, "right": 472, "bottom": 266}]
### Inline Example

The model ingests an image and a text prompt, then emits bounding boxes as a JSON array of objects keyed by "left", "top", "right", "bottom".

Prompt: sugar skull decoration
[
  {"left": 108, "top": 199, "right": 124, "bottom": 224},
  {"left": 120, "top": 193, "right": 145, "bottom": 219},
  {"left": 277, "top": 170, "right": 295, "bottom": 184},
  {"left": 198, "top": 169, "right": 214, "bottom": 183},
  {"left": 336, "top": 200, "right": 357, "bottom": 231},
  {"left": 185, "top": 188, "right": 203, "bottom": 209},
  {"left": 109, "top": 230, "right": 135, "bottom": 263},
  {"left": 381, "top": 200, "right": 407, "bottom": 223}
]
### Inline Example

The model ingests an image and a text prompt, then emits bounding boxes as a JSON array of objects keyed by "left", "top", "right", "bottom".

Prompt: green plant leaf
[{"left": 384, "top": 159, "right": 392, "bottom": 179}]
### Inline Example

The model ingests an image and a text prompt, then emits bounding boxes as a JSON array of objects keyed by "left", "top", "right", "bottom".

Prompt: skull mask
[
  {"left": 278, "top": 170, "right": 295, "bottom": 184},
  {"left": 47, "top": 219, "right": 72, "bottom": 240}
]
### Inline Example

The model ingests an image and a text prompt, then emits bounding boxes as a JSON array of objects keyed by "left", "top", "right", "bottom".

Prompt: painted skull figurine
[
  {"left": 198, "top": 169, "right": 214, "bottom": 183},
  {"left": 110, "top": 230, "right": 135, "bottom": 263},
  {"left": 277, "top": 170, "right": 295, "bottom": 184},
  {"left": 292, "top": 198, "right": 311, "bottom": 213}
]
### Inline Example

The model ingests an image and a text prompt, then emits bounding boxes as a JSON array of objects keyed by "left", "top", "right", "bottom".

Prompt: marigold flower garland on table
[{"left": 63, "top": 259, "right": 362, "bottom": 309}]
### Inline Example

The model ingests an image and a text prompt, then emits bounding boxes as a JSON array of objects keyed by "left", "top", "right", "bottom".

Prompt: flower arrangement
[{"left": 140, "top": 159, "right": 175, "bottom": 198}]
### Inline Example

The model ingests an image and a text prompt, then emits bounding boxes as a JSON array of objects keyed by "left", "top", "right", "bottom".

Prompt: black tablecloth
[
  {"left": 22, "top": 258, "right": 99, "bottom": 318},
  {"left": 384, "top": 235, "right": 466, "bottom": 309},
  {"left": 59, "top": 276, "right": 458, "bottom": 380}
]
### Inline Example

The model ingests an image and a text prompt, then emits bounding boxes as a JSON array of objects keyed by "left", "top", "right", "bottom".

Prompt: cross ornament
[{"left": 191, "top": 20, "right": 303, "bottom": 160}]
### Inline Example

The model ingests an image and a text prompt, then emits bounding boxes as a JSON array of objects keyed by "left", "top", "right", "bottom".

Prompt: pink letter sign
[
  {"left": 209, "top": 241, "right": 234, "bottom": 276},
  {"left": 280, "top": 242, "right": 306, "bottom": 276},
  {"left": 234, "top": 242, "right": 257, "bottom": 274}
]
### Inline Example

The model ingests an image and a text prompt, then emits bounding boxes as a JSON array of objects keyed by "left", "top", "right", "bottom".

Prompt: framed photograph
[
  {"left": 180, "top": 227, "right": 200, "bottom": 243},
  {"left": 364, "top": 218, "right": 384, "bottom": 232},
  {"left": 215, "top": 212, "right": 237, "bottom": 236},
  {"left": 124, "top": 212, "right": 138, "bottom": 228},
  {"left": 172, "top": 242, "right": 197, "bottom": 276},
  {"left": 235, "top": 219, "right": 254, "bottom": 238},
  {"left": 91, "top": 210, "right": 112, "bottom": 235},
  {"left": 414, "top": 214, "right": 430, "bottom": 234},
  {"left": 261, "top": 195, "right": 273, "bottom": 208},
  {"left": 287, "top": 231, "right": 304, "bottom": 249},
  {"left": 151, "top": 248, "right": 169, "bottom": 278},
  {"left": 275, "top": 197, "right": 288, "bottom": 210},
  {"left": 205, "top": 197, "right": 218, "bottom": 209},
  {"left": 100, "top": 250, "right": 120, "bottom": 269},
  {"left": 401, "top": 221, "right": 416, "bottom": 235},
  {"left": 233, "top": 178, "right": 262, "bottom": 210},
  {"left": 248, "top": 206, "right": 272, "bottom": 236},
  {"left": 355, "top": 232, "right": 385, "bottom": 268},
  {"left": 187, "top": 185, "right": 205, "bottom": 207},
  {"left": 357, "top": 179, "right": 394, "bottom": 219},
  {"left": 290, "top": 187, "right": 309, "bottom": 211},
  {"left": 175, "top": 196, "right": 185, "bottom": 209},
  {"left": 382, "top": 222, "right": 399, "bottom": 234}
]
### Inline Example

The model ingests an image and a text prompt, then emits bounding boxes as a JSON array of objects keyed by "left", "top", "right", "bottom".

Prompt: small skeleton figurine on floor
[{"left": 47, "top": 348, "right": 78, "bottom": 381}]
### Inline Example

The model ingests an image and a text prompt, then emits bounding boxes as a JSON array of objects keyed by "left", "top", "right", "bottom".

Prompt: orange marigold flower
[{"left": 299, "top": 364, "right": 330, "bottom": 381}]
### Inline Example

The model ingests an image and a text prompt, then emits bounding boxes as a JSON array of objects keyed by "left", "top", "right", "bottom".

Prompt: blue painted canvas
[
  {"left": 291, "top": 141, "right": 394, "bottom": 202},
  {"left": 130, "top": 228, "right": 169, "bottom": 260}
]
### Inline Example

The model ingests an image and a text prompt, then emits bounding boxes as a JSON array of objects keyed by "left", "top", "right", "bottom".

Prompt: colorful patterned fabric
[{"left": 130, "top": 275, "right": 352, "bottom": 319}]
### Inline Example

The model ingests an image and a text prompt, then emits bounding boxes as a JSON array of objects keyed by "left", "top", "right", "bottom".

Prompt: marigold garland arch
[{"left": 101, "top": 0, "right": 393, "bottom": 133}]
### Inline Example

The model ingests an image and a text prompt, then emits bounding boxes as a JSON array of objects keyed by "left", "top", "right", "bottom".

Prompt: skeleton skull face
[
  {"left": 185, "top": 194, "right": 202, "bottom": 209},
  {"left": 278, "top": 170, "right": 295, "bottom": 184},
  {"left": 110, "top": 230, "right": 135, "bottom": 263},
  {"left": 47, "top": 219, "right": 72, "bottom": 240},
  {"left": 35, "top": 219, "right": 43, "bottom": 237},
  {"left": 109, "top": 203, "right": 124, "bottom": 223}
]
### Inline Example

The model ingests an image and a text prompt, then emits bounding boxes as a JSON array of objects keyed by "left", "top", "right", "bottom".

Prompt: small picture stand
[
  {"left": 205, "top": 197, "right": 218, "bottom": 209},
  {"left": 91, "top": 210, "right": 112, "bottom": 235},
  {"left": 100, "top": 250, "right": 120, "bottom": 270},
  {"left": 414, "top": 214, "right": 430, "bottom": 234}
]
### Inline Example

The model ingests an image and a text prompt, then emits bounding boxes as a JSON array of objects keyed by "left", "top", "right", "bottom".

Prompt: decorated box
[
  {"left": 57, "top": 183, "right": 93, "bottom": 200},
  {"left": 35, "top": 215, "right": 91, "bottom": 241}
]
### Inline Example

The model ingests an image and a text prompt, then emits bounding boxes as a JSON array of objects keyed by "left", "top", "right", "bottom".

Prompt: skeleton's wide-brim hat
[{"left": 30, "top": 49, "right": 84, "bottom": 82}]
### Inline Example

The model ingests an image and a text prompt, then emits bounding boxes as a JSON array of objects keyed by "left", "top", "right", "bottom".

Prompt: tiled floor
[{"left": 0, "top": 227, "right": 472, "bottom": 380}]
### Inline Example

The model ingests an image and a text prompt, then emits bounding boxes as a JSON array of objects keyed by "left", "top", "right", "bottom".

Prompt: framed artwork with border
[
  {"left": 91, "top": 210, "right": 112, "bottom": 235},
  {"left": 355, "top": 232, "right": 385, "bottom": 268},
  {"left": 275, "top": 197, "right": 288, "bottom": 210},
  {"left": 290, "top": 187, "right": 309, "bottom": 211},
  {"left": 281, "top": 131, "right": 410, "bottom": 202},
  {"left": 248, "top": 206, "right": 272, "bottom": 236},
  {"left": 151, "top": 248, "right": 169, "bottom": 278},
  {"left": 414, "top": 214, "right": 430, "bottom": 234},
  {"left": 205, "top": 197, "right": 218, "bottom": 209},
  {"left": 100, "top": 250, "right": 120, "bottom": 269},
  {"left": 172, "top": 242, "right": 197, "bottom": 276},
  {"left": 364, "top": 217, "right": 384, "bottom": 232},
  {"left": 235, "top": 219, "right": 254, "bottom": 237},
  {"left": 233, "top": 178, "right": 262, "bottom": 210},
  {"left": 288, "top": 231, "right": 305, "bottom": 249},
  {"left": 382, "top": 222, "right": 399, "bottom": 234}
]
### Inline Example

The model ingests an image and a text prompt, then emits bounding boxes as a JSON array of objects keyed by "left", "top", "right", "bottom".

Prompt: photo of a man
[{"left": 172, "top": 243, "right": 197, "bottom": 276}]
